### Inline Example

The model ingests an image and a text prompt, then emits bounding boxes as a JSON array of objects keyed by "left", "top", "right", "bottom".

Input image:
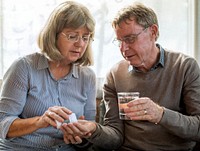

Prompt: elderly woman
[{"left": 0, "top": 1, "right": 96, "bottom": 151}]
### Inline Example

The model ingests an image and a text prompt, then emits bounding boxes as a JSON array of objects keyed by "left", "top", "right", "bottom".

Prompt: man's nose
[{"left": 120, "top": 41, "right": 129, "bottom": 52}]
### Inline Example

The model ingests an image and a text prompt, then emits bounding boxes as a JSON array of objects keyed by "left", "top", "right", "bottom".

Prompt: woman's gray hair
[
  {"left": 112, "top": 2, "right": 159, "bottom": 40},
  {"left": 38, "top": 1, "right": 95, "bottom": 66}
]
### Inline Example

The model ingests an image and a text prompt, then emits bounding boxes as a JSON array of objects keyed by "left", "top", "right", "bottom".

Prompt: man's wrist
[{"left": 155, "top": 106, "right": 164, "bottom": 124}]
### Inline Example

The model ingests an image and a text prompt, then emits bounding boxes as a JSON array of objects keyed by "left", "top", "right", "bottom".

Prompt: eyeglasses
[
  {"left": 61, "top": 32, "right": 92, "bottom": 43},
  {"left": 112, "top": 27, "right": 148, "bottom": 47}
]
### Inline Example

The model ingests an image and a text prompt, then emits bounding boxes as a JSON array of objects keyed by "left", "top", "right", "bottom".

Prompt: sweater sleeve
[
  {"left": 86, "top": 71, "right": 124, "bottom": 150},
  {"left": 160, "top": 58, "right": 200, "bottom": 141}
]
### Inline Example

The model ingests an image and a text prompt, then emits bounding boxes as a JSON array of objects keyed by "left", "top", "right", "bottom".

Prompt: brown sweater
[{"left": 89, "top": 49, "right": 200, "bottom": 151}]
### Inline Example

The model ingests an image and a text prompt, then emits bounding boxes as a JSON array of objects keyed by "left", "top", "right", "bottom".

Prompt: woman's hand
[
  {"left": 60, "top": 118, "right": 97, "bottom": 144},
  {"left": 37, "top": 106, "right": 72, "bottom": 129},
  {"left": 7, "top": 106, "right": 73, "bottom": 138},
  {"left": 63, "top": 134, "right": 83, "bottom": 144}
]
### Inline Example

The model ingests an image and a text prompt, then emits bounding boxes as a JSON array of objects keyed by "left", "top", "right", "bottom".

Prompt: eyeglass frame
[
  {"left": 61, "top": 32, "right": 93, "bottom": 43},
  {"left": 112, "top": 27, "right": 148, "bottom": 47}
]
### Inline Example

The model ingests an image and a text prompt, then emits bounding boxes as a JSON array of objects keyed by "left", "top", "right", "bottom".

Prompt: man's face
[{"left": 114, "top": 20, "right": 156, "bottom": 68}]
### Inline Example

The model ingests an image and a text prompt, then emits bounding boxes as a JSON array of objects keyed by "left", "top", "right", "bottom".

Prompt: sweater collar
[{"left": 129, "top": 43, "right": 165, "bottom": 72}]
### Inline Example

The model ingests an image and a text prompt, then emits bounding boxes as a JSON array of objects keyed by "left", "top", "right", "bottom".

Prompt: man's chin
[{"left": 130, "top": 61, "right": 144, "bottom": 67}]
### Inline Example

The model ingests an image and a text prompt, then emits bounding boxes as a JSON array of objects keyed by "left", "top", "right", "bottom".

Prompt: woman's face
[{"left": 56, "top": 27, "right": 91, "bottom": 64}]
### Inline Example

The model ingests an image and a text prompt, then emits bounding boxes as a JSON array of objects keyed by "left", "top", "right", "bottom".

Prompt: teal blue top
[{"left": 0, "top": 52, "right": 96, "bottom": 150}]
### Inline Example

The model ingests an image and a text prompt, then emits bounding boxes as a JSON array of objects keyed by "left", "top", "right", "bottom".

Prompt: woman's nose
[{"left": 74, "top": 38, "right": 85, "bottom": 47}]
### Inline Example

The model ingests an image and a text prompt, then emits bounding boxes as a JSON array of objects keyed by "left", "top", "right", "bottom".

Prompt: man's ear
[{"left": 149, "top": 24, "right": 159, "bottom": 40}]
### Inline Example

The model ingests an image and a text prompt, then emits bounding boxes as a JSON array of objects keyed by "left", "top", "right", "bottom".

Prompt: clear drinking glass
[{"left": 117, "top": 92, "right": 140, "bottom": 120}]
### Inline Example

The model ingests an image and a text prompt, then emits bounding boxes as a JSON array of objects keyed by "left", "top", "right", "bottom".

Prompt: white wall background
[{"left": 0, "top": 0, "right": 197, "bottom": 78}]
